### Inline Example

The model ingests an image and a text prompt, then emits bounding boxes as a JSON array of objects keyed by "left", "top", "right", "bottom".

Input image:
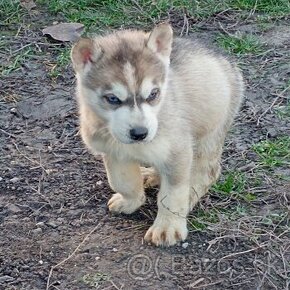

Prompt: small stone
[
  {"left": 32, "top": 228, "right": 43, "bottom": 235},
  {"left": 68, "top": 209, "right": 83, "bottom": 216},
  {"left": 267, "top": 128, "right": 278, "bottom": 138},
  {"left": 36, "top": 221, "right": 45, "bottom": 227},
  {"left": 10, "top": 108, "right": 17, "bottom": 114},
  {"left": 95, "top": 256, "right": 100, "bottom": 261},
  {"left": 39, "top": 260, "right": 43, "bottom": 265},
  {"left": 96, "top": 180, "right": 103, "bottom": 186},
  {"left": 182, "top": 242, "right": 189, "bottom": 249},
  {"left": 45, "top": 168, "right": 54, "bottom": 174},
  {"left": 47, "top": 220, "right": 58, "bottom": 228},
  {"left": 0, "top": 177, "right": 3, "bottom": 181},
  {"left": 112, "top": 248, "right": 118, "bottom": 252},
  {"left": 9, "top": 177, "right": 20, "bottom": 183},
  {"left": 6, "top": 204, "right": 21, "bottom": 213}
]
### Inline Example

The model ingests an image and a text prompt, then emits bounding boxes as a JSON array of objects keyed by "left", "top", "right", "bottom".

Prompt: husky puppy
[{"left": 71, "top": 23, "right": 243, "bottom": 246}]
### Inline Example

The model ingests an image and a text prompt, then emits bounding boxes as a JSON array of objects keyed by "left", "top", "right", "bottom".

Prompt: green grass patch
[
  {"left": 253, "top": 136, "right": 290, "bottom": 168},
  {"left": 212, "top": 172, "right": 258, "bottom": 202},
  {"left": 0, "top": 0, "right": 26, "bottom": 26},
  {"left": 212, "top": 172, "right": 255, "bottom": 201},
  {"left": 48, "top": 47, "right": 71, "bottom": 79},
  {"left": 189, "top": 204, "right": 249, "bottom": 231},
  {"left": 189, "top": 208, "right": 219, "bottom": 231},
  {"left": 275, "top": 104, "right": 290, "bottom": 120},
  {"left": 213, "top": 172, "right": 246, "bottom": 194},
  {"left": 0, "top": 46, "right": 36, "bottom": 76},
  {"left": 35, "top": 0, "right": 290, "bottom": 32},
  {"left": 232, "top": 0, "right": 290, "bottom": 17},
  {"left": 216, "top": 33, "right": 264, "bottom": 55},
  {"left": 82, "top": 272, "right": 110, "bottom": 288},
  {"left": 189, "top": 171, "right": 255, "bottom": 232},
  {"left": 36, "top": 0, "right": 192, "bottom": 31},
  {"left": 1, "top": 0, "right": 289, "bottom": 32}
]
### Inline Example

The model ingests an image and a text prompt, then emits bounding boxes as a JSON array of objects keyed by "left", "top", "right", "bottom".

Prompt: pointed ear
[
  {"left": 71, "top": 38, "right": 103, "bottom": 73},
  {"left": 147, "top": 23, "right": 173, "bottom": 59}
]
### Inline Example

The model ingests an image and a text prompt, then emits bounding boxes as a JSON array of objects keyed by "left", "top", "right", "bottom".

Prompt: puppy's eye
[
  {"left": 103, "top": 94, "right": 122, "bottom": 105},
  {"left": 147, "top": 88, "right": 160, "bottom": 102}
]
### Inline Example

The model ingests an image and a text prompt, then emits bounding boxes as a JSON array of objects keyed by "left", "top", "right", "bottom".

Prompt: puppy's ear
[
  {"left": 71, "top": 38, "right": 103, "bottom": 73},
  {"left": 147, "top": 23, "right": 173, "bottom": 59}
]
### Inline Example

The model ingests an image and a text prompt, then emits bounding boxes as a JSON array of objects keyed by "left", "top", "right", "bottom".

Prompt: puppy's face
[{"left": 71, "top": 24, "right": 173, "bottom": 144}]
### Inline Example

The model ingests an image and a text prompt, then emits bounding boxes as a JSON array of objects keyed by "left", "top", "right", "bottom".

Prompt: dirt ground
[{"left": 1, "top": 5, "right": 289, "bottom": 290}]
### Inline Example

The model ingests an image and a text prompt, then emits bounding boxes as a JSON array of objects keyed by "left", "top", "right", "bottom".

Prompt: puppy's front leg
[
  {"left": 144, "top": 151, "right": 192, "bottom": 246},
  {"left": 104, "top": 155, "right": 145, "bottom": 214}
]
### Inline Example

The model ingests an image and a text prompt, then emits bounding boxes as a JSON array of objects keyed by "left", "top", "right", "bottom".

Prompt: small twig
[
  {"left": 0, "top": 128, "right": 18, "bottom": 139},
  {"left": 207, "top": 234, "right": 239, "bottom": 251},
  {"left": 242, "top": 0, "right": 258, "bottom": 23},
  {"left": 180, "top": 14, "right": 189, "bottom": 36},
  {"left": 218, "top": 22, "right": 236, "bottom": 37},
  {"left": 15, "top": 24, "right": 22, "bottom": 38},
  {"left": 13, "top": 142, "right": 47, "bottom": 172},
  {"left": 110, "top": 280, "right": 123, "bottom": 290},
  {"left": 188, "top": 279, "right": 223, "bottom": 289},
  {"left": 46, "top": 222, "right": 102, "bottom": 290},
  {"left": 189, "top": 278, "right": 204, "bottom": 287},
  {"left": 257, "top": 97, "right": 279, "bottom": 126},
  {"left": 219, "top": 243, "right": 267, "bottom": 260},
  {"left": 11, "top": 43, "right": 34, "bottom": 55}
]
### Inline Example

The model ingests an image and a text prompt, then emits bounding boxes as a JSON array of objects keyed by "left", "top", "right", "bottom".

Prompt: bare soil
[{"left": 1, "top": 7, "right": 289, "bottom": 290}]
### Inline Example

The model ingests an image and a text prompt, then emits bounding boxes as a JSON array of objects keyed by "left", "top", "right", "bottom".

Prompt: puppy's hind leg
[
  {"left": 104, "top": 155, "right": 145, "bottom": 214},
  {"left": 190, "top": 129, "right": 225, "bottom": 208}
]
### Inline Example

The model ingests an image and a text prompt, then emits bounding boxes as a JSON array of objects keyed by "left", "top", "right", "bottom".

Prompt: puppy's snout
[{"left": 130, "top": 127, "right": 148, "bottom": 141}]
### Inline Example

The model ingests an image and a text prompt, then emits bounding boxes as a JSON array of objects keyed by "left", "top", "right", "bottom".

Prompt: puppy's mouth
[
  {"left": 122, "top": 137, "right": 152, "bottom": 145},
  {"left": 114, "top": 134, "right": 155, "bottom": 145},
  {"left": 111, "top": 127, "right": 157, "bottom": 145}
]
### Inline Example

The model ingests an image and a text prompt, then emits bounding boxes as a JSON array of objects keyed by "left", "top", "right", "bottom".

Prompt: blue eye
[
  {"left": 147, "top": 88, "right": 160, "bottom": 102},
  {"left": 104, "top": 94, "right": 122, "bottom": 105}
]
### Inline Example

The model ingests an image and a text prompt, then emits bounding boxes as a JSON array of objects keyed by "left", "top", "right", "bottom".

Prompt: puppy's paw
[
  {"left": 144, "top": 216, "right": 188, "bottom": 246},
  {"left": 141, "top": 167, "right": 160, "bottom": 188},
  {"left": 108, "top": 193, "right": 145, "bottom": 214}
]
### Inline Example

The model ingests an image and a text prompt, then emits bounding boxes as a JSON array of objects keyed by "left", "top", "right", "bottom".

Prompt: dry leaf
[
  {"left": 20, "top": 0, "right": 36, "bottom": 11},
  {"left": 42, "top": 23, "right": 85, "bottom": 42}
]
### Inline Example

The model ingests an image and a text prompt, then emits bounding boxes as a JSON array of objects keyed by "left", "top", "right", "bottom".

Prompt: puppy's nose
[{"left": 130, "top": 127, "right": 148, "bottom": 141}]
